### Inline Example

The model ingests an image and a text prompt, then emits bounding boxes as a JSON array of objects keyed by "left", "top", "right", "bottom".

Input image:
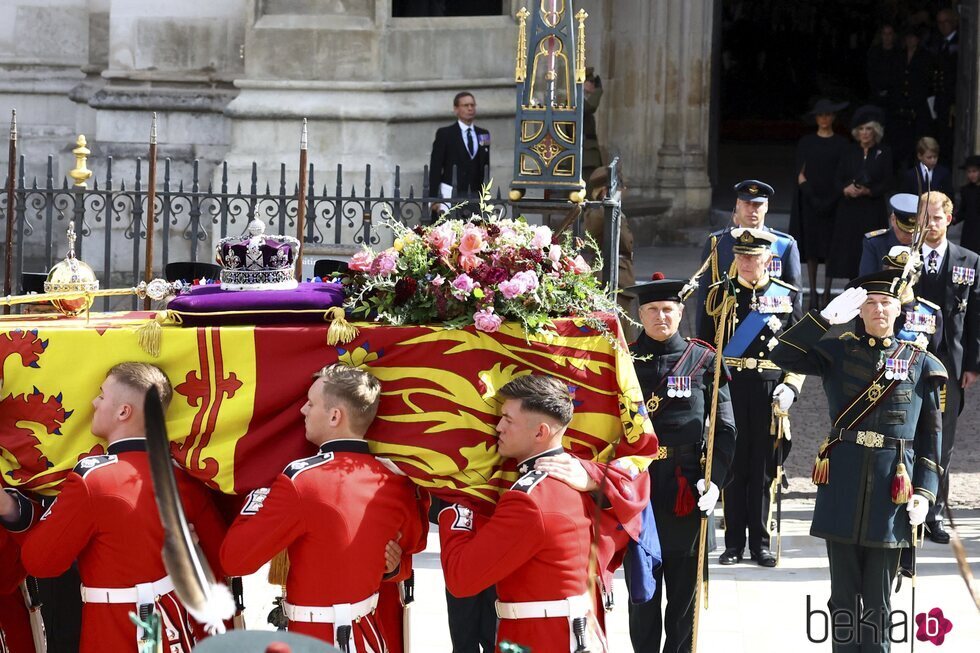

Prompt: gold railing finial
[
  {"left": 515, "top": 6, "right": 530, "bottom": 82},
  {"left": 575, "top": 9, "right": 588, "bottom": 84},
  {"left": 69, "top": 134, "right": 92, "bottom": 188}
]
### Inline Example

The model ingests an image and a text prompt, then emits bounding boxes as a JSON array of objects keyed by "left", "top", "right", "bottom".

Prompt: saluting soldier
[
  {"left": 221, "top": 364, "right": 427, "bottom": 652},
  {"left": 697, "top": 180, "right": 802, "bottom": 321},
  {"left": 698, "top": 228, "right": 804, "bottom": 568},
  {"left": 620, "top": 274, "right": 737, "bottom": 653},
  {"left": 770, "top": 271, "right": 944, "bottom": 653},
  {"left": 858, "top": 193, "right": 920, "bottom": 277}
]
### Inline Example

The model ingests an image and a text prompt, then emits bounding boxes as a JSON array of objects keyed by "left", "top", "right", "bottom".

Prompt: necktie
[
  {"left": 466, "top": 128, "right": 476, "bottom": 159},
  {"left": 927, "top": 249, "right": 940, "bottom": 275}
]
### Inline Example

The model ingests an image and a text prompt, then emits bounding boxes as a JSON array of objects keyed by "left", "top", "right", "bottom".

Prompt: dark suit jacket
[
  {"left": 900, "top": 164, "right": 954, "bottom": 199},
  {"left": 915, "top": 241, "right": 980, "bottom": 380},
  {"left": 428, "top": 123, "right": 490, "bottom": 197}
]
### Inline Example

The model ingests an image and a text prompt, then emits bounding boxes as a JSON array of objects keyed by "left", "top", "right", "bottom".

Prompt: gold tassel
[
  {"left": 134, "top": 312, "right": 169, "bottom": 357},
  {"left": 811, "top": 438, "right": 830, "bottom": 485},
  {"left": 325, "top": 306, "right": 358, "bottom": 345},
  {"left": 267, "top": 549, "right": 290, "bottom": 586}
]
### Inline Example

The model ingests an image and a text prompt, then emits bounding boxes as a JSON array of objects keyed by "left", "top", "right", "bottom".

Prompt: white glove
[
  {"left": 820, "top": 287, "right": 867, "bottom": 325},
  {"left": 907, "top": 493, "right": 929, "bottom": 527},
  {"left": 696, "top": 479, "right": 719, "bottom": 513},
  {"left": 772, "top": 383, "right": 795, "bottom": 411}
]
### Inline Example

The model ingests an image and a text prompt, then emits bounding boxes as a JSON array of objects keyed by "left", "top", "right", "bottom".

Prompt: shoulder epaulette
[
  {"left": 922, "top": 352, "right": 949, "bottom": 380},
  {"left": 838, "top": 331, "right": 859, "bottom": 341},
  {"left": 283, "top": 451, "right": 335, "bottom": 479},
  {"left": 511, "top": 469, "right": 548, "bottom": 493},
  {"left": 73, "top": 454, "right": 117, "bottom": 478},
  {"left": 916, "top": 297, "right": 941, "bottom": 311},
  {"left": 770, "top": 277, "right": 800, "bottom": 292},
  {"left": 769, "top": 227, "right": 794, "bottom": 240},
  {"left": 864, "top": 228, "right": 888, "bottom": 239},
  {"left": 684, "top": 337, "right": 717, "bottom": 352}
]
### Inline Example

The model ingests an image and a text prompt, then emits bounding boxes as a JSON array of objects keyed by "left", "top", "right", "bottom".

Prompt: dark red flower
[{"left": 394, "top": 277, "right": 418, "bottom": 304}]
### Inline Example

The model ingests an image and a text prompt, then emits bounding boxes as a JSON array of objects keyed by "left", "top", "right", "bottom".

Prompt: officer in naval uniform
[
  {"left": 770, "top": 270, "right": 945, "bottom": 653},
  {"left": 697, "top": 180, "right": 801, "bottom": 327},
  {"left": 622, "top": 275, "right": 737, "bottom": 653},
  {"left": 858, "top": 193, "right": 919, "bottom": 277},
  {"left": 698, "top": 228, "right": 804, "bottom": 568}
]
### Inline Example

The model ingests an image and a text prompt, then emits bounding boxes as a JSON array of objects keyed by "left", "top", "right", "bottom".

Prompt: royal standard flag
[{"left": 0, "top": 312, "right": 653, "bottom": 510}]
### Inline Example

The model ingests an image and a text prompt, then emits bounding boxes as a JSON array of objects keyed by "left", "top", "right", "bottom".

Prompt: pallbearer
[
  {"left": 770, "top": 270, "right": 944, "bottom": 652},
  {"left": 622, "top": 274, "right": 737, "bottom": 653}
]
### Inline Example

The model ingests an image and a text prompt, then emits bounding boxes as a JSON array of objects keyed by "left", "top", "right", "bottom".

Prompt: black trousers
[
  {"left": 445, "top": 587, "right": 497, "bottom": 653},
  {"left": 929, "top": 353, "right": 962, "bottom": 522},
  {"left": 724, "top": 378, "right": 777, "bottom": 552},
  {"left": 625, "top": 553, "right": 698, "bottom": 653},
  {"left": 826, "top": 541, "right": 901, "bottom": 653}
]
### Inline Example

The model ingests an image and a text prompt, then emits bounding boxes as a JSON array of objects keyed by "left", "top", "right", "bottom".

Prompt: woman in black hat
[
  {"left": 790, "top": 98, "right": 849, "bottom": 309},
  {"left": 827, "top": 105, "right": 893, "bottom": 285}
]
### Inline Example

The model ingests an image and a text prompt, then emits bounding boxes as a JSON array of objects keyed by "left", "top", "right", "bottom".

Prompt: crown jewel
[{"left": 215, "top": 219, "right": 301, "bottom": 291}]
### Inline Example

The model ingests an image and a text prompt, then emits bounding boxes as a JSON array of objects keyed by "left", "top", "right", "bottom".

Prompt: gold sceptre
[
  {"left": 691, "top": 276, "right": 736, "bottom": 653},
  {"left": 0, "top": 277, "right": 180, "bottom": 310}
]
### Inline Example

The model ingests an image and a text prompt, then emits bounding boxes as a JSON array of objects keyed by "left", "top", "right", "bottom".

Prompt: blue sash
[
  {"left": 723, "top": 282, "right": 792, "bottom": 358},
  {"left": 770, "top": 232, "right": 790, "bottom": 258}
]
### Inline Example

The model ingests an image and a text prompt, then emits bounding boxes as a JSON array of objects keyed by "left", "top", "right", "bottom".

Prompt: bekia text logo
[
  {"left": 915, "top": 608, "right": 953, "bottom": 646},
  {"left": 806, "top": 596, "right": 953, "bottom": 646}
]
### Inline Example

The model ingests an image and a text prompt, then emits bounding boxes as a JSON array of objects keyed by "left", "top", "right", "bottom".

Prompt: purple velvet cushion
[{"left": 166, "top": 282, "right": 346, "bottom": 326}]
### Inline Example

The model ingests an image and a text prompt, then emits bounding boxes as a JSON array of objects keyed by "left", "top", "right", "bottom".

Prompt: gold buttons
[{"left": 868, "top": 337, "right": 876, "bottom": 347}]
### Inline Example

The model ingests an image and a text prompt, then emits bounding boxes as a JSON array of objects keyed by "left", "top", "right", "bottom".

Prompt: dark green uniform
[
  {"left": 626, "top": 331, "right": 737, "bottom": 653},
  {"left": 771, "top": 311, "right": 945, "bottom": 653}
]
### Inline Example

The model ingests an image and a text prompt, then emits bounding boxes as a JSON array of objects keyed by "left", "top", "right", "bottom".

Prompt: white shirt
[
  {"left": 457, "top": 120, "right": 477, "bottom": 159},
  {"left": 922, "top": 241, "right": 948, "bottom": 271},
  {"left": 920, "top": 163, "right": 933, "bottom": 186}
]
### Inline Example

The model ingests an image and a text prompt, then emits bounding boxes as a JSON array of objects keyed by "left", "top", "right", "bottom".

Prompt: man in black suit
[
  {"left": 428, "top": 91, "right": 491, "bottom": 213},
  {"left": 913, "top": 191, "right": 980, "bottom": 543},
  {"left": 934, "top": 8, "right": 959, "bottom": 166}
]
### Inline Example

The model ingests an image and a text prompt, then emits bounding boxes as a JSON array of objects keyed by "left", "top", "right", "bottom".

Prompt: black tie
[{"left": 466, "top": 128, "right": 476, "bottom": 159}]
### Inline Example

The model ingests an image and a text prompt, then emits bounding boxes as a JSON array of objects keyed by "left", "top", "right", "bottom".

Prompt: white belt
[
  {"left": 80, "top": 575, "right": 174, "bottom": 605},
  {"left": 495, "top": 592, "right": 591, "bottom": 620},
  {"left": 283, "top": 592, "right": 379, "bottom": 653}
]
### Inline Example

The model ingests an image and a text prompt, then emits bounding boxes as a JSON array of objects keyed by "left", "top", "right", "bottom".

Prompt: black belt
[
  {"left": 651, "top": 442, "right": 703, "bottom": 462},
  {"left": 834, "top": 429, "right": 906, "bottom": 450}
]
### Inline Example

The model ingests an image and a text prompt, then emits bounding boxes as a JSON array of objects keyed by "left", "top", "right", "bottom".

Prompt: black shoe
[
  {"left": 751, "top": 547, "right": 777, "bottom": 567},
  {"left": 719, "top": 548, "right": 743, "bottom": 565},
  {"left": 925, "top": 520, "right": 951, "bottom": 544}
]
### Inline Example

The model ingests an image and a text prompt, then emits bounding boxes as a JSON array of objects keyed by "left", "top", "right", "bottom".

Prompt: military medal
[
  {"left": 767, "top": 258, "right": 783, "bottom": 278},
  {"left": 952, "top": 266, "right": 976, "bottom": 285},
  {"left": 766, "top": 315, "right": 783, "bottom": 332},
  {"left": 767, "top": 337, "right": 779, "bottom": 351},
  {"left": 959, "top": 298, "right": 969, "bottom": 313},
  {"left": 868, "top": 383, "right": 885, "bottom": 401},
  {"left": 885, "top": 358, "right": 910, "bottom": 380},
  {"left": 667, "top": 376, "right": 692, "bottom": 398},
  {"left": 904, "top": 310, "right": 936, "bottom": 333},
  {"left": 758, "top": 295, "right": 792, "bottom": 314}
]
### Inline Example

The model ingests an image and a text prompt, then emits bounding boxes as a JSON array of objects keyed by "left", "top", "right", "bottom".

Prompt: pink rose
[
  {"left": 473, "top": 308, "right": 503, "bottom": 333},
  {"left": 431, "top": 274, "right": 445, "bottom": 287},
  {"left": 548, "top": 245, "right": 562, "bottom": 263},
  {"left": 349, "top": 249, "right": 375, "bottom": 272},
  {"left": 498, "top": 278, "right": 522, "bottom": 299},
  {"left": 452, "top": 273, "right": 478, "bottom": 297},
  {"left": 427, "top": 224, "right": 455, "bottom": 257},
  {"left": 531, "top": 225, "right": 553, "bottom": 249},
  {"left": 458, "top": 226, "right": 486, "bottom": 257},
  {"left": 370, "top": 249, "right": 398, "bottom": 276},
  {"left": 566, "top": 254, "right": 591, "bottom": 275},
  {"left": 459, "top": 253, "right": 482, "bottom": 273},
  {"left": 498, "top": 270, "right": 539, "bottom": 299}
]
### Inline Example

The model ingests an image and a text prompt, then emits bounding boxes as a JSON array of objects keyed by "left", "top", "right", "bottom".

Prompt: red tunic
[
  {"left": 11, "top": 438, "right": 227, "bottom": 653},
  {"left": 220, "top": 439, "right": 427, "bottom": 650},
  {"left": 0, "top": 528, "right": 36, "bottom": 653},
  {"left": 439, "top": 449, "right": 607, "bottom": 653}
]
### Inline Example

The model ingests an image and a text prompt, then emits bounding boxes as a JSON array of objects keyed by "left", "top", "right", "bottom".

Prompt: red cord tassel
[
  {"left": 811, "top": 438, "right": 830, "bottom": 485},
  {"left": 674, "top": 466, "right": 696, "bottom": 516},
  {"left": 891, "top": 462, "right": 912, "bottom": 504}
]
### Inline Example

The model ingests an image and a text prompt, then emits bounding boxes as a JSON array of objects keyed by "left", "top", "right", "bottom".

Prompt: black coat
[
  {"left": 428, "top": 123, "right": 490, "bottom": 197},
  {"left": 900, "top": 164, "right": 954, "bottom": 199},
  {"left": 914, "top": 241, "right": 980, "bottom": 380},
  {"left": 956, "top": 183, "right": 980, "bottom": 252}
]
